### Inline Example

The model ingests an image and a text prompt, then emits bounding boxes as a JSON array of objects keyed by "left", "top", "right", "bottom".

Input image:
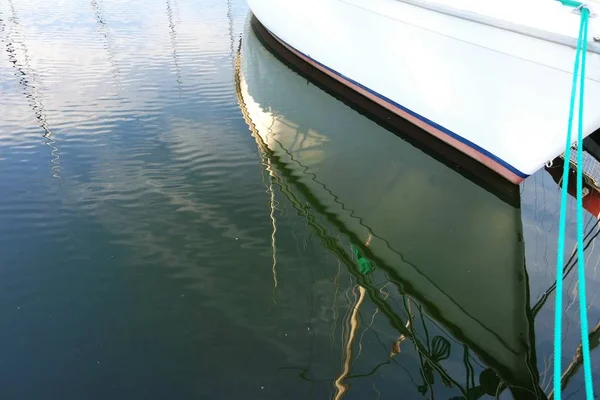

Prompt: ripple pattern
[{"left": 2, "top": 0, "right": 600, "bottom": 399}]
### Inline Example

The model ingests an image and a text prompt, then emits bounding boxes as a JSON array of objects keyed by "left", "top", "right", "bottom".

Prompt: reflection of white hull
[
  {"left": 240, "top": 21, "right": 536, "bottom": 389},
  {"left": 247, "top": 0, "right": 600, "bottom": 183}
]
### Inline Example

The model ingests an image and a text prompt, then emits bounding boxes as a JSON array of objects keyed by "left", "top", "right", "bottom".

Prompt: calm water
[{"left": 1, "top": 0, "right": 599, "bottom": 399}]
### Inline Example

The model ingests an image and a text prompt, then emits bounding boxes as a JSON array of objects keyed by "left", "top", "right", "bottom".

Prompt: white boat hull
[{"left": 247, "top": 0, "right": 600, "bottom": 183}]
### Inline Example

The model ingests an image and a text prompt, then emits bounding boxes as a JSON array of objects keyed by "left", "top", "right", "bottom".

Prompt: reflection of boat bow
[{"left": 238, "top": 19, "right": 541, "bottom": 396}]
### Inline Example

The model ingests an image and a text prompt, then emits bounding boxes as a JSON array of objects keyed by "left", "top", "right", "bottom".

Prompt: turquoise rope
[
  {"left": 553, "top": 14, "right": 583, "bottom": 400},
  {"left": 575, "top": 10, "right": 594, "bottom": 400},
  {"left": 558, "top": 0, "right": 583, "bottom": 7},
  {"left": 554, "top": 5, "right": 594, "bottom": 400}
]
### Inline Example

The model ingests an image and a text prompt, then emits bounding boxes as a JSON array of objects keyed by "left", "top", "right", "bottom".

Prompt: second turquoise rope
[
  {"left": 575, "top": 9, "right": 593, "bottom": 400},
  {"left": 554, "top": 5, "right": 594, "bottom": 400}
]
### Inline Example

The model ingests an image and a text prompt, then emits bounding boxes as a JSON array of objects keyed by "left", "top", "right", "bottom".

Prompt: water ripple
[{"left": 4, "top": 0, "right": 599, "bottom": 398}]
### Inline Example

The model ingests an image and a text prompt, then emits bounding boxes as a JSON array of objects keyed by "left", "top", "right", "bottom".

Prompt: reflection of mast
[
  {"left": 2, "top": 1, "right": 60, "bottom": 178},
  {"left": 333, "top": 284, "right": 366, "bottom": 400},
  {"left": 233, "top": 35, "right": 279, "bottom": 299},
  {"left": 259, "top": 133, "right": 280, "bottom": 300},
  {"left": 227, "top": 0, "right": 235, "bottom": 61},
  {"left": 90, "top": 0, "right": 121, "bottom": 90},
  {"left": 333, "top": 234, "right": 375, "bottom": 399},
  {"left": 165, "top": 0, "right": 182, "bottom": 91}
]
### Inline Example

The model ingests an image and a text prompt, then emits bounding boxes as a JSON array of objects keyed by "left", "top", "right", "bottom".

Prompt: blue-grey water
[{"left": 0, "top": 0, "right": 598, "bottom": 399}]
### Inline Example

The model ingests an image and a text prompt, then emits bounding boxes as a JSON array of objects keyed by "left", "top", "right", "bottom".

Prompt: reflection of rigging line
[
  {"left": 542, "top": 171, "right": 555, "bottom": 273},
  {"left": 264, "top": 120, "right": 280, "bottom": 301},
  {"left": 165, "top": 0, "right": 182, "bottom": 91},
  {"left": 404, "top": 296, "right": 434, "bottom": 396},
  {"left": 463, "top": 345, "right": 477, "bottom": 392},
  {"left": 258, "top": 155, "right": 280, "bottom": 302},
  {"left": 522, "top": 241, "right": 547, "bottom": 400},
  {"left": 2, "top": 4, "right": 60, "bottom": 179},
  {"left": 235, "top": 37, "right": 279, "bottom": 300},
  {"left": 268, "top": 170, "right": 278, "bottom": 300},
  {"left": 354, "top": 306, "right": 379, "bottom": 363},
  {"left": 233, "top": 23, "right": 281, "bottom": 303},
  {"left": 330, "top": 261, "right": 342, "bottom": 354},
  {"left": 534, "top": 174, "right": 541, "bottom": 281},
  {"left": 531, "top": 218, "right": 600, "bottom": 317},
  {"left": 281, "top": 315, "right": 415, "bottom": 383},
  {"left": 90, "top": 0, "right": 121, "bottom": 91},
  {"left": 261, "top": 120, "right": 280, "bottom": 300},
  {"left": 278, "top": 358, "right": 393, "bottom": 384},
  {"left": 416, "top": 302, "right": 430, "bottom": 352},
  {"left": 372, "top": 383, "right": 381, "bottom": 400},
  {"left": 306, "top": 211, "right": 317, "bottom": 400},
  {"left": 585, "top": 227, "right": 600, "bottom": 279},
  {"left": 564, "top": 218, "right": 598, "bottom": 312}
]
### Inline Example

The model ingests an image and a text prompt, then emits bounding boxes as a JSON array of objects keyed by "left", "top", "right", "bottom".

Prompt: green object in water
[{"left": 352, "top": 245, "right": 374, "bottom": 275}]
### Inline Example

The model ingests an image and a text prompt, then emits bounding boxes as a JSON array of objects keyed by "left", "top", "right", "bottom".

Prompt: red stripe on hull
[{"left": 269, "top": 31, "right": 524, "bottom": 185}]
